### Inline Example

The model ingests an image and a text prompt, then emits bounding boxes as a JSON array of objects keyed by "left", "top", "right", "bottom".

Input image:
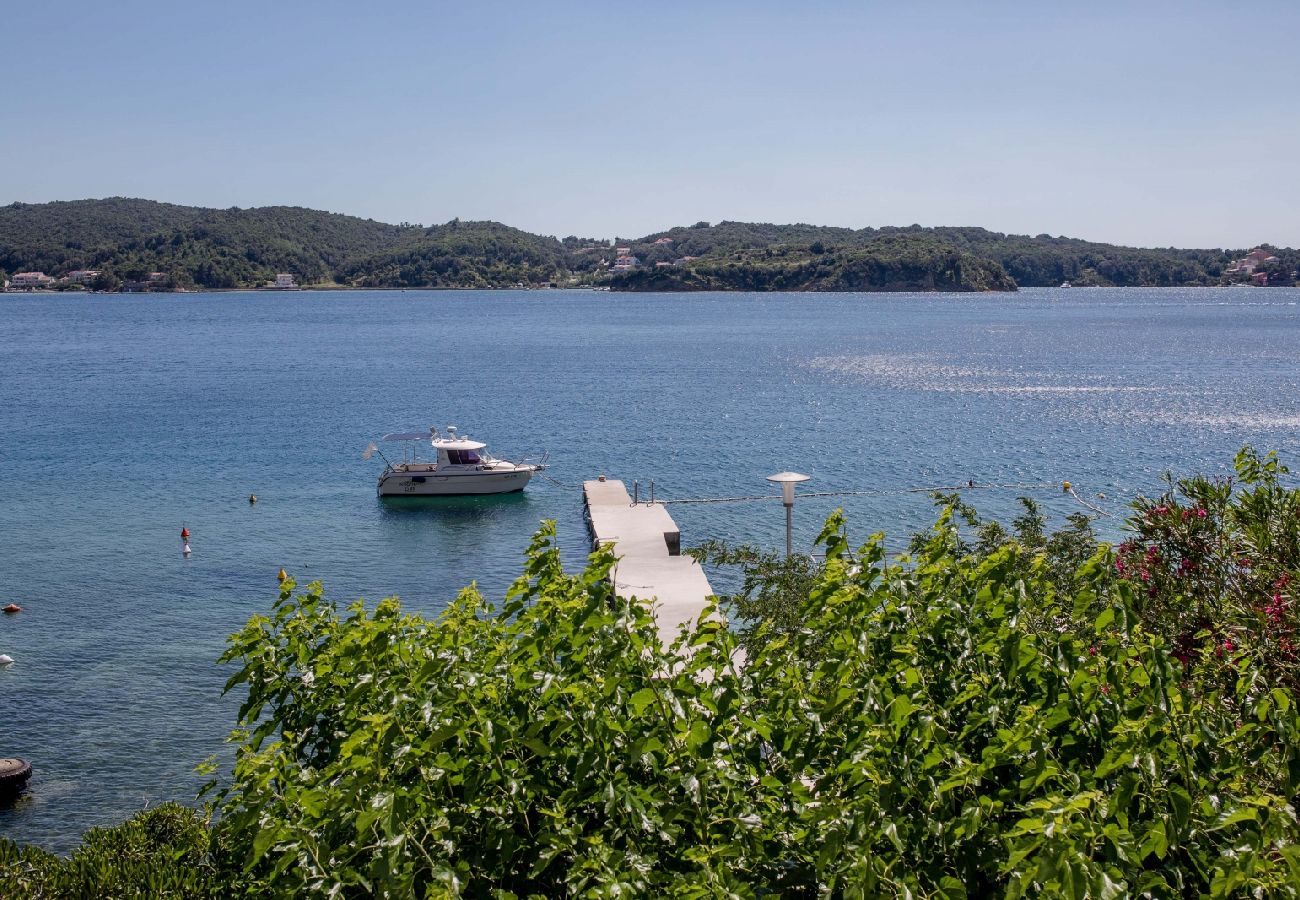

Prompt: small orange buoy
[
  {"left": 2, "top": 603, "right": 20, "bottom": 614},
  {"left": 181, "top": 527, "right": 190, "bottom": 540},
  {"left": 277, "top": 568, "right": 287, "bottom": 583},
  {"left": 1062, "top": 481, "right": 1072, "bottom": 493}
]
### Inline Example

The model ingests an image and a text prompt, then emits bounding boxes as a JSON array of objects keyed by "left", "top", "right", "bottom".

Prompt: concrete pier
[{"left": 583, "top": 479, "right": 715, "bottom": 647}]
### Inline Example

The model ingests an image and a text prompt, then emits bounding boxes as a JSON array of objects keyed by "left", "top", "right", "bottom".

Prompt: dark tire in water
[{"left": 0, "top": 757, "right": 32, "bottom": 803}]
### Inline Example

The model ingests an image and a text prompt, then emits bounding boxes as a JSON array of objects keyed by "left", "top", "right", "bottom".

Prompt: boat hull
[{"left": 377, "top": 468, "right": 535, "bottom": 496}]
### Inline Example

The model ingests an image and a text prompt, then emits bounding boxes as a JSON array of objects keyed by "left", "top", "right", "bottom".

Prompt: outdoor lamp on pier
[{"left": 766, "top": 471, "right": 811, "bottom": 559}]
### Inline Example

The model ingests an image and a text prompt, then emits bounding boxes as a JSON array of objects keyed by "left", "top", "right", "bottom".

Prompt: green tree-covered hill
[
  {"left": 1, "top": 198, "right": 1295, "bottom": 292},
  {"left": 610, "top": 233, "right": 1017, "bottom": 292}
]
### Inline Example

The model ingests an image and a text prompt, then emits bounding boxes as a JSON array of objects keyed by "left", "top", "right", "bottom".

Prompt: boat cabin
[{"left": 435, "top": 438, "right": 488, "bottom": 468}]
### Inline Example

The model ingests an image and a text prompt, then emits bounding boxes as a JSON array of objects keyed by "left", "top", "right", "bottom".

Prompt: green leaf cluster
[
  {"left": 204, "top": 513, "right": 1300, "bottom": 895},
  {"left": 0, "top": 803, "right": 229, "bottom": 898}
]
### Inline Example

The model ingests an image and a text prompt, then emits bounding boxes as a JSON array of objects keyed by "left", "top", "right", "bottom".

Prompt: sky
[{"left": 3, "top": 0, "right": 1298, "bottom": 248}]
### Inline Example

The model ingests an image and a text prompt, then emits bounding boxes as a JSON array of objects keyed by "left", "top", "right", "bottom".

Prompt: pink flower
[
  {"left": 1223, "top": 637, "right": 1235, "bottom": 653},
  {"left": 1100, "top": 684, "right": 1111, "bottom": 695},
  {"left": 1153, "top": 506, "right": 1170, "bottom": 516},
  {"left": 1265, "top": 594, "right": 1287, "bottom": 624},
  {"left": 1088, "top": 645, "right": 1098, "bottom": 656},
  {"left": 1196, "top": 508, "right": 1207, "bottom": 519}
]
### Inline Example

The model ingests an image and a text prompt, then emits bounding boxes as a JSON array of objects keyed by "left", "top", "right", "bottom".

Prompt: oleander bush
[{"left": 6, "top": 450, "right": 1300, "bottom": 897}]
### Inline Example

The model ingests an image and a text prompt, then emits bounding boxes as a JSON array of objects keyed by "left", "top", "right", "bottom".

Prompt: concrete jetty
[{"left": 583, "top": 479, "right": 715, "bottom": 647}]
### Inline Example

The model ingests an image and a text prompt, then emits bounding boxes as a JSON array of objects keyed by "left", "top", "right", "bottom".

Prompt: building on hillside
[
  {"left": 615, "top": 247, "right": 630, "bottom": 255},
  {"left": 7, "top": 271, "right": 56, "bottom": 290},
  {"left": 653, "top": 237, "right": 675, "bottom": 245},
  {"left": 265, "top": 273, "right": 299, "bottom": 289},
  {"left": 612, "top": 255, "right": 640, "bottom": 271},
  {"left": 64, "top": 270, "right": 102, "bottom": 284},
  {"left": 1226, "top": 247, "right": 1281, "bottom": 276}
]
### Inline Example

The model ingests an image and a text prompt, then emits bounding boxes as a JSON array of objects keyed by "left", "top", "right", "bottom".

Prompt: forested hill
[{"left": 1, "top": 199, "right": 1295, "bottom": 292}]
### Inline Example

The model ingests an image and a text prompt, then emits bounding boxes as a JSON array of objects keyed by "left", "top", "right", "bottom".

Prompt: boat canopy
[{"left": 435, "top": 438, "right": 487, "bottom": 451}]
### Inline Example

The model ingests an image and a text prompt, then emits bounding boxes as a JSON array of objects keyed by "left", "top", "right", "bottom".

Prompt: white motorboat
[{"left": 369, "top": 426, "right": 544, "bottom": 496}]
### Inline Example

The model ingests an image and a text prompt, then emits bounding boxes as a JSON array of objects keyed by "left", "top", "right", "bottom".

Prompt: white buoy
[
  {"left": 182, "top": 542, "right": 192, "bottom": 556},
  {"left": 0, "top": 654, "right": 14, "bottom": 666}
]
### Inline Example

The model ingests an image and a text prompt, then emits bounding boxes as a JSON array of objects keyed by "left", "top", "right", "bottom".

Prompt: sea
[{"left": 2, "top": 287, "right": 1299, "bottom": 853}]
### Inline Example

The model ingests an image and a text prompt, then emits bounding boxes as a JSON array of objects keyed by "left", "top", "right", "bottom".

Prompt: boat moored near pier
[{"left": 369, "top": 426, "right": 544, "bottom": 496}]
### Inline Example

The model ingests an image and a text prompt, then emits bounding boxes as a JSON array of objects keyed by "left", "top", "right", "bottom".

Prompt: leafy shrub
[
  {"left": 0, "top": 803, "right": 228, "bottom": 899},
  {"left": 1116, "top": 448, "right": 1300, "bottom": 699},
  {"left": 210, "top": 511, "right": 1300, "bottom": 896}
]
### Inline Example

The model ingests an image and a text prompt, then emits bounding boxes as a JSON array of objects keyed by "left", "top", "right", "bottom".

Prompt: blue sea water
[{"left": 2, "top": 286, "right": 1299, "bottom": 852}]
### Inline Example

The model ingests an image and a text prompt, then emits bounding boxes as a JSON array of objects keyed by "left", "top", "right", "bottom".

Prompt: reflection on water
[{"left": 378, "top": 490, "right": 533, "bottom": 516}]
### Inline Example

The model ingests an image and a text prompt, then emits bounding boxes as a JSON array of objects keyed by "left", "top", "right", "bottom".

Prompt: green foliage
[
  {"left": 609, "top": 233, "right": 1017, "bottom": 293},
  {"left": 6, "top": 200, "right": 1294, "bottom": 292},
  {"left": 208, "top": 507, "right": 1300, "bottom": 895},
  {"left": 603, "top": 220, "right": 1292, "bottom": 290},
  {"left": 211, "top": 523, "right": 770, "bottom": 896},
  {"left": 338, "top": 220, "right": 568, "bottom": 288},
  {"left": 1116, "top": 447, "right": 1300, "bottom": 696},
  {"left": 0, "top": 201, "right": 561, "bottom": 290},
  {"left": 688, "top": 539, "right": 824, "bottom": 658},
  {"left": 0, "top": 803, "right": 229, "bottom": 898}
]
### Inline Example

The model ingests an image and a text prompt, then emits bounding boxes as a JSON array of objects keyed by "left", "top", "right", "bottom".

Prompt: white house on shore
[
  {"left": 264, "top": 273, "right": 300, "bottom": 289},
  {"left": 7, "top": 271, "right": 56, "bottom": 290}
]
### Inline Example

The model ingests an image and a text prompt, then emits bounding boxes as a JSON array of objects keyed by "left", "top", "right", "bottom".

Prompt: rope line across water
[{"left": 656, "top": 482, "right": 1062, "bottom": 504}]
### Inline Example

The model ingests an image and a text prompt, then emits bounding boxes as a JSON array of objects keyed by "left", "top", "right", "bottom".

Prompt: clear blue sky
[{"left": 4, "top": 0, "right": 1297, "bottom": 248}]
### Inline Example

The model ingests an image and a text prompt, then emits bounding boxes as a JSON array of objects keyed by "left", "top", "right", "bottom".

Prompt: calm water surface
[{"left": 2, "top": 287, "right": 1299, "bottom": 851}]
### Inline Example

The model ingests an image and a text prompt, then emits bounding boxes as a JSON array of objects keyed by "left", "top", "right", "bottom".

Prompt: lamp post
[{"left": 766, "top": 471, "right": 811, "bottom": 559}]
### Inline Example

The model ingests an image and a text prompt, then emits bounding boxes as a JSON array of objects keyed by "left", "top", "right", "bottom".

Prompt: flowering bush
[{"left": 1116, "top": 448, "right": 1300, "bottom": 697}]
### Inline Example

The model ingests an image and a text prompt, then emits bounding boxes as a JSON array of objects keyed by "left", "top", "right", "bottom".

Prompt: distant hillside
[
  {"left": 1, "top": 199, "right": 1296, "bottom": 292},
  {"left": 614, "top": 221, "right": 1299, "bottom": 289},
  {"left": 338, "top": 220, "right": 568, "bottom": 289},
  {"left": 609, "top": 234, "right": 1016, "bottom": 292}
]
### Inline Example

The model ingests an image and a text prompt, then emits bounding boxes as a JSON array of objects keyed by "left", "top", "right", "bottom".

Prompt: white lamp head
[{"left": 766, "top": 471, "right": 811, "bottom": 505}]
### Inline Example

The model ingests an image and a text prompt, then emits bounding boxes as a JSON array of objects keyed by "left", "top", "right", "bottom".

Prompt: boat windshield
[{"left": 446, "top": 449, "right": 481, "bottom": 465}]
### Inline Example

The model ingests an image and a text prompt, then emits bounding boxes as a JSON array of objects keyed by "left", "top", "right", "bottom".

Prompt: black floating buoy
[
  {"left": 0, "top": 757, "right": 32, "bottom": 804},
  {"left": 249, "top": 494, "right": 257, "bottom": 504}
]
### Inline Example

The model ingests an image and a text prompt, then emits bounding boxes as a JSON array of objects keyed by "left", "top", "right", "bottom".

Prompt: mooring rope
[
  {"left": 547, "top": 468, "right": 1120, "bottom": 520},
  {"left": 536, "top": 471, "right": 587, "bottom": 490},
  {"left": 656, "top": 482, "right": 1062, "bottom": 505},
  {"left": 1065, "top": 485, "right": 1115, "bottom": 518}
]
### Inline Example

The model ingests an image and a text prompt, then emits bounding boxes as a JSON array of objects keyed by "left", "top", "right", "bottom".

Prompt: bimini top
[
  {"left": 433, "top": 437, "right": 487, "bottom": 451},
  {"left": 381, "top": 428, "right": 486, "bottom": 451}
]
